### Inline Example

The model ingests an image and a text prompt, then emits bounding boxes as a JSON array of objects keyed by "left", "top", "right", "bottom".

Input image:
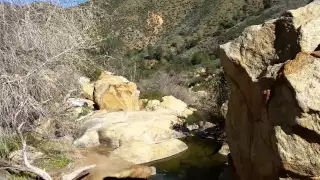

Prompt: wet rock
[
  {"left": 186, "top": 124, "right": 199, "bottom": 131},
  {"left": 199, "top": 121, "right": 216, "bottom": 130},
  {"left": 218, "top": 165, "right": 235, "bottom": 180},
  {"left": 220, "top": 101, "right": 228, "bottom": 119},
  {"left": 104, "top": 165, "right": 156, "bottom": 179},
  {"left": 218, "top": 143, "right": 230, "bottom": 156}
]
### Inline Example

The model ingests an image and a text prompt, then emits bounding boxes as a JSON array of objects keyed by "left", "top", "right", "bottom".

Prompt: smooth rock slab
[
  {"left": 74, "top": 110, "right": 185, "bottom": 148},
  {"left": 111, "top": 139, "right": 188, "bottom": 164}
]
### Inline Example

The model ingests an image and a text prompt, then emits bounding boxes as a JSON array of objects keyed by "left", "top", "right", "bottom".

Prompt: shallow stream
[
  {"left": 148, "top": 136, "right": 227, "bottom": 180},
  {"left": 68, "top": 136, "right": 227, "bottom": 180}
]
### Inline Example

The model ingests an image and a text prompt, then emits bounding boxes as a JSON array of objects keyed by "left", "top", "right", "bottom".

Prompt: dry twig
[{"left": 1, "top": 123, "right": 96, "bottom": 180}]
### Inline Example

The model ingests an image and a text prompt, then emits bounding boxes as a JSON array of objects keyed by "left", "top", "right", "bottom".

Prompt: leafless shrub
[
  {"left": 198, "top": 70, "right": 230, "bottom": 120},
  {"left": 138, "top": 71, "right": 197, "bottom": 105},
  {"left": 0, "top": 123, "right": 96, "bottom": 180},
  {"left": 0, "top": 1, "right": 98, "bottom": 129}
]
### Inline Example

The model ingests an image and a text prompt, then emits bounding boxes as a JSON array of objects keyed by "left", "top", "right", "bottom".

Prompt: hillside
[
  {"left": 88, "top": 0, "right": 310, "bottom": 56},
  {"left": 0, "top": 1, "right": 316, "bottom": 179},
  {"left": 81, "top": 0, "right": 311, "bottom": 119}
]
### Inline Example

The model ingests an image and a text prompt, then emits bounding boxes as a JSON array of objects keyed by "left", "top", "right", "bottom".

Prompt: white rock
[
  {"left": 67, "top": 98, "right": 94, "bottom": 108},
  {"left": 160, "top": 96, "right": 188, "bottom": 116},
  {"left": 218, "top": 143, "right": 230, "bottom": 156},
  {"left": 186, "top": 124, "right": 199, "bottom": 131},
  {"left": 78, "top": 76, "right": 91, "bottom": 85},
  {"left": 145, "top": 100, "right": 161, "bottom": 111}
]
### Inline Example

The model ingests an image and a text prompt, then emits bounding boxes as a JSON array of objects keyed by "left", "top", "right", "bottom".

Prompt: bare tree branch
[
  {"left": 17, "top": 123, "right": 53, "bottom": 180},
  {"left": 0, "top": 123, "right": 97, "bottom": 180},
  {"left": 62, "top": 165, "right": 96, "bottom": 180}
]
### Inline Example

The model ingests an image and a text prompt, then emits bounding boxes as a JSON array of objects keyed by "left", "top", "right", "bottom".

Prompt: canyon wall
[{"left": 220, "top": 1, "right": 320, "bottom": 179}]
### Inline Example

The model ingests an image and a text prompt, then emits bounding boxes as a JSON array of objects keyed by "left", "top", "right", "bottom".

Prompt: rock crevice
[{"left": 220, "top": 2, "right": 320, "bottom": 179}]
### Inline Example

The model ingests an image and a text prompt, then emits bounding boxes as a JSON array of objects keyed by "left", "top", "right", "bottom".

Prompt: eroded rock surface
[
  {"left": 220, "top": 2, "right": 320, "bottom": 180},
  {"left": 81, "top": 71, "right": 140, "bottom": 112},
  {"left": 73, "top": 110, "right": 187, "bottom": 164}
]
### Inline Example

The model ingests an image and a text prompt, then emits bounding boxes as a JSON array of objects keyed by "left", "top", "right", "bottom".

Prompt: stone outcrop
[
  {"left": 73, "top": 110, "right": 187, "bottom": 164},
  {"left": 111, "top": 139, "right": 187, "bottom": 164},
  {"left": 144, "top": 96, "right": 194, "bottom": 117},
  {"left": 81, "top": 71, "right": 140, "bottom": 112},
  {"left": 220, "top": 2, "right": 320, "bottom": 180}
]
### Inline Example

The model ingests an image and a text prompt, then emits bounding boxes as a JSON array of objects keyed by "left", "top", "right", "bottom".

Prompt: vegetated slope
[
  {"left": 0, "top": 0, "right": 311, "bottom": 129},
  {"left": 83, "top": 0, "right": 310, "bottom": 117},
  {"left": 88, "top": 0, "right": 310, "bottom": 58}
]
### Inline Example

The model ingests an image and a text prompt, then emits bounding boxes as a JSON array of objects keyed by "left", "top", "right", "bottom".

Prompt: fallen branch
[
  {"left": 17, "top": 123, "right": 53, "bottom": 180},
  {"left": 0, "top": 123, "right": 96, "bottom": 180},
  {"left": 62, "top": 165, "right": 96, "bottom": 180}
]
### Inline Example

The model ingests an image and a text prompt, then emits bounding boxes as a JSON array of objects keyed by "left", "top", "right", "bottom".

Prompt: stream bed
[{"left": 148, "top": 136, "right": 227, "bottom": 180}]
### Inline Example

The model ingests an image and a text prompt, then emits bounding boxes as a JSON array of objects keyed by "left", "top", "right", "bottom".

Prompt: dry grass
[{"left": 0, "top": 1, "right": 98, "bottom": 131}]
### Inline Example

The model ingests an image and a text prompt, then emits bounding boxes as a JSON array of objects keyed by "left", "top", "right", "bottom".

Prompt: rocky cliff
[{"left": 220, "top": 1, "right": 320, "bottom": 179}]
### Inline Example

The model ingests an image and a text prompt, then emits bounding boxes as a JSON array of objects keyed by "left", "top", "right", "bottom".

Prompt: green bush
[
  {"left": 35, "top": 155, "right": 71, "bottom": 169},
  {"left": 263, "top": 0, "right": 271, "bottom": 9},
  {"left": 0, "top": 136, "right": 21, "bottom": 159},
  {"left": 147, "top": 45, "right": 155, "bottom": 57},
  {"left": 99, "top": 37, "right": 124, "bottom": 54},
  {"left": 170, "top": 56, "right": 193, "bottom": 72},
  {"left": 219, "top": 18, "right": 236, "bottom": 29},
  {"left": 185, "top": 37, "right": 201, "bottom": 50},
  {"left": 80, "top": 64, "right": 103, "bottom": 81},
  {"left": 185, "top": 111, "right": 205, "bottom": 125},
  {"left": 191, "top": 52, "right": 211, "bottom": 65},
  {"left": 171, "top": 42, "right": 178, "bottom": 47},
  {"left": 154, "top": 46, "right": 164, "bottom": 61},
  {"left": 140, "top": 91, "right": 166, "bottom": 101}
]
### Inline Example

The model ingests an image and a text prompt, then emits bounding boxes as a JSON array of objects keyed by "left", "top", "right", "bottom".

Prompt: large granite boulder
[
  {"left": 73, "top": 110, "right": 187, "bottom": 164},
  {"left": 81, "top": 71, "right": 140, "bottom": 112},
  {"left": 220, "top": 2, "right": 320, "bottom": 180}
]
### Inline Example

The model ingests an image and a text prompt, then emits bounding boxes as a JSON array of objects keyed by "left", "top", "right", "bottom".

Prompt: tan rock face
[
  {"left": 82, "top": 83, "right": 94, "bottom": 100},
  {"left": 74, "top": 110, "right": 185, "bottom": 148},
  {"left": 147, "top": 11, "right": 164, "bottom": 35},
  {"left": 82, "top": 72, "right": 140, "bottom": 112},
  {"left": 220, "top": 2, "right": 320, "bottom": 180}
]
